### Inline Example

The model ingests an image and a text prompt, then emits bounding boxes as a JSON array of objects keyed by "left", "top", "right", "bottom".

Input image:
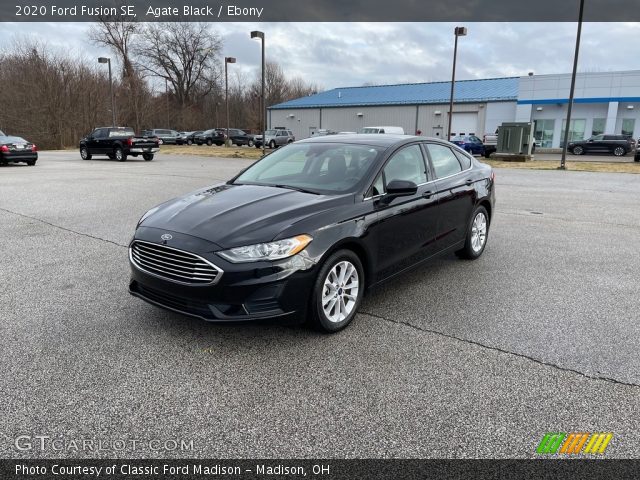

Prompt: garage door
[{"left": 450, "top": 112, "right": 478, "bottom": 138}]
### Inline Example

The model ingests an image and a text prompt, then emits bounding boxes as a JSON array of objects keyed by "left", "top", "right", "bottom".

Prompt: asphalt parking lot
[{"left": 1, "top": 151, "right": 640, "bottom": 459}]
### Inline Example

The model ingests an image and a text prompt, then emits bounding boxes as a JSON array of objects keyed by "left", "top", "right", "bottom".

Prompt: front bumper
[{"left": 128, "top": 229, "right": 318, "bottom": 324}]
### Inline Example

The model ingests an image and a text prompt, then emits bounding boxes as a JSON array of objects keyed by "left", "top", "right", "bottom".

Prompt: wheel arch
[{"left": 316, "top": 239, "right": 373, "bottom": 290}]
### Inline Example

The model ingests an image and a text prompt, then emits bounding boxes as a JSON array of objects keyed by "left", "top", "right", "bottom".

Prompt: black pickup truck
[{"left": 79, "top": 127, "right": 159, "bottom": 162}]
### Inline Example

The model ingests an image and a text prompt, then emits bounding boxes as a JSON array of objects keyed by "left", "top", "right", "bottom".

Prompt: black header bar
[{"left": 3, "top": 0, "right": 640, "bottom": 22}]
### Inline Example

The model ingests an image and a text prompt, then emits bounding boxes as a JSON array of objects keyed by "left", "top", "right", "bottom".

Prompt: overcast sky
[{"left": 1, "top": 22, "right": 639, "bottom": 90}]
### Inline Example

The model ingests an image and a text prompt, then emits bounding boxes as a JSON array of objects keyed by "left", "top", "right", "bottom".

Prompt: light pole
[
  {"left": 98, "top": 57, "right": 116, "bottom": 127},
  {"left": 225, "top": 56, "right": 236, "bottom": 147},
  {"left": 560, "top": 0, "right": 585, "bottom": 170},
  {"left": 251, "top": 30, "right": 265, "bottom": 155},
  {"left": 447, "top": 26, "right": 467, "bottom": 140},
  {"left": 165, "top": 78, "right": 169, "bottom": 127}
]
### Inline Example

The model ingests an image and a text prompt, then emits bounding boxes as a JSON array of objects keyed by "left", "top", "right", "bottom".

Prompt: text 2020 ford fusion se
[{"left": 129, "top": 134, "right": 495, "bottom": 332}]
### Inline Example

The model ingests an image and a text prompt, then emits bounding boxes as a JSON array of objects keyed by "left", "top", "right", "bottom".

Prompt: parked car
[
  {"left": 254, "top": 129, "right": 295, "bottom": 149},
  {"left": 195, "top": 129, "right": 227, "bottom": 146},
  {"left": 226, "top": 128, "right": 255, "bottom": 147},
  {"left": 183, "top": 131, "right": 203, "bottom": 145},
  {"left": 451, "top": 135, "right": 485, "bottom": 156},
  {"left": 483, "top": 133, "right": 498, "bottom": 158},
  {"left": 0, "top": 135, "right": 37, "bottom": 166},
  {"left": 80, "top": 127, "right": 159, "bottom": 162},
  {"left": 128, "top": 134, "right": 495, "bottom": 332},
  {"left": 143, "top": 129, "right": 181, "bottom": 145},
  {"left": 636, "top": 138, "right": 640, "bottom": 162},
  {"left": 361, "top": 126, "right": 405, "bottom": 134},
  {"left": 568, "top": 134, "right": 636, "bottom": 156},
  {"left": 312, "top": 129, "right": 338, "bottom": 136}
]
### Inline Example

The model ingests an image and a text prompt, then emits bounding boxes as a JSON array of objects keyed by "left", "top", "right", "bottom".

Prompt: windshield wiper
[{"left": 272, "top": 184, "right": 321, "bottom": 195}]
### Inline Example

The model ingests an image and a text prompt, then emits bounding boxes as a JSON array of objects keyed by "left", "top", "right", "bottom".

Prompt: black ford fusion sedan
[{"left": 129, "top": 134, "right": 495, "bottom": 332}]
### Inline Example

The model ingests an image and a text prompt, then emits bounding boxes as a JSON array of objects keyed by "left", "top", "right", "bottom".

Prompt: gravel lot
[{"left": 1, "top": 151, "right": 639, "bottom": 459}]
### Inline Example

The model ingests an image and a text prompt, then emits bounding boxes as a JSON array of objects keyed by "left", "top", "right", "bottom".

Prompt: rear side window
[
  {"left": 427, "top": 144, "right": 463, "bottom": 178},
  {"left": 453, "top": 149, "right": 472, "bottom": 170}
]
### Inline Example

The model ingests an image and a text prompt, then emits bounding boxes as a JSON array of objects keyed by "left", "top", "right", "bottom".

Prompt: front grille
[{"left": 130, "top": 241, "right": 222, "bottom": 285}]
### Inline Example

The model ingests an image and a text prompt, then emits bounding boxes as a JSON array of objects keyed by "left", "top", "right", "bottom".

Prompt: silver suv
[{"left": 255, "top": 129, "right": 295, "bottom": 149}]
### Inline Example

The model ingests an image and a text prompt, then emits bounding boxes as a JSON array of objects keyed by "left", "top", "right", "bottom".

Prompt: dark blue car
[{"left": 450, "top": 135, "right": 485, "bottom": 155}]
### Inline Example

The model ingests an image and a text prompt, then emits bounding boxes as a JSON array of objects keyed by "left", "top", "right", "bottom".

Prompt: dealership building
[{"left": 268, "top": 70, "right": 640, "bottom": 148}]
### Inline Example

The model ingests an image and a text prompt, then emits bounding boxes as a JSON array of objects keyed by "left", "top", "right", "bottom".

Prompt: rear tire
[
  {"left": 80, "top": 147, "right": 91, "bottom": 160},
  {"left": 456, "top": 206, "right": 490, "bottom": 260},
  {"left": 572, "top": 146, "right": 584, "bottom": 155},
  {"left": 309, "top": 250, "right": 364, "bottom": 333},
  {"left": 206, "top": 139, "right": 213, "bottom": 146},
  {"left": 613, "top": 146, "right": 625, "bottom": 157},
  {"left": 248, "top": 139, "right": 254, "bottom": 147},
  {"left": 114, "top": 147, "right": 127, "bottom": 162},
  {"left": 26, "top": 160, "right": 36, "bottom": 166},
  {"left": 187, "top": 139, "right": 193, "bottom": 145},
  {"left": 143, "top": 153, "right": 154, "bottom": 161}
]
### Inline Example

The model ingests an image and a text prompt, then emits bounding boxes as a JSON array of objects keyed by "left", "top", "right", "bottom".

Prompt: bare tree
[
  {"left": 134, "top": 23, "right": 223, "bottom": 107},
  {"left": 89, "top": 17, "right": 139, "bottom": 80}
]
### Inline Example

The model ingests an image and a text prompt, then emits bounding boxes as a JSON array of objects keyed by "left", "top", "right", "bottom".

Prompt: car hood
[{"left": 140, "top": 183, "right": 352, "bottom": 249}]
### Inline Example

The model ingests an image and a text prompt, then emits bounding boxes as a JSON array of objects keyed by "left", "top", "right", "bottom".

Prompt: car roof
[{"left": 296, "top": 133, "right": 446, "bottom": 147}]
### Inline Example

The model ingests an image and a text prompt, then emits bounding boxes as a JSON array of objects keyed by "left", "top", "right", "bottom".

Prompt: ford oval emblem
[{"left": 161, "top": 234, "right": 173, "bottom": 241}]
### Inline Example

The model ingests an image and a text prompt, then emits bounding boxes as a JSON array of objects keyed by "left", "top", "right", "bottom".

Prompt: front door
[{"left": 369, "top": 143, "right": 440, "bottom": 281}]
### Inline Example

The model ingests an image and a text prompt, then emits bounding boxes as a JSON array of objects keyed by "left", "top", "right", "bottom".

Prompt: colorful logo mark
[{"left": 537, "top": 433, "right": 613, "bottom": 455}]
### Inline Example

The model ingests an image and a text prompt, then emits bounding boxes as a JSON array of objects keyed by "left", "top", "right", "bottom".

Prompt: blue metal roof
[{"left": 270, "top": 77, "right": 518, "bottom": 109}]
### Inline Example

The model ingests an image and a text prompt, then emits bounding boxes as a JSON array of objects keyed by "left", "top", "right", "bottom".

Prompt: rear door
[
  {"left": 368, "top": 143, "right": 440, "bottom": 281},
  {"left": 425, "top": 143, "right": 477, "bottom": 251}
]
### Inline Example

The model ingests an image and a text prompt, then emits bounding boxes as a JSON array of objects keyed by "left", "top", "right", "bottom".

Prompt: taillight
[
  {"left": 31, "top": 144, "right": 37, "bottom": 152},
  {"left": 0, "top": 145, "right": 8, "bottom": 152},
  {"left": 491, "top": 171, "right": 496, "bottom": 182},
  {"left": 126, "top": 138, "right": 133, "bottom": 147}
]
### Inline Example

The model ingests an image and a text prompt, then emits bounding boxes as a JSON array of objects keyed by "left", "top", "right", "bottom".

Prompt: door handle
[
  {"left": 465, "top": 179, "right": 473, "bottom": 186},
  {"left": 422, "top": 190, "right": 435, "bottom": 199}
]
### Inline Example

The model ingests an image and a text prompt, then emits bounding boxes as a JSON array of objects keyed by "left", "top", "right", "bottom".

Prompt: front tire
[
  {"left": 187, "top": 139, "right": 193, "bottom": 145},
  {"left": 309, "top": 250, "right": 364, "bottom": 333},
  {"left": 269, "top": 140, "right": 276, "bottom": 149},
  {"left": 114, "top": 147, "right": 127, "bottom": 162},
  {"left": 248, "top": 139, "right": 254, "bottom": 147},
  {"left": 206, "top": 139, "right": 213, "bottom": 146},
  {"left": 456, "top": 206, "right": 489, "bottom": 260},
  {"left": 80, "top": 147, "right": 91, "bottom": 160},
  {"left": 143, "top": 153, "right": 154, "bottom": 161}
]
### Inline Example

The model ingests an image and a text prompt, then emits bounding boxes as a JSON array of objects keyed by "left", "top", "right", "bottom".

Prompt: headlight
[
  {"left": 137, "top": 206, "right": 160, "bottom": 227},
  {"left": 218, "top": 234, "right": 313, "bottom": 263}
]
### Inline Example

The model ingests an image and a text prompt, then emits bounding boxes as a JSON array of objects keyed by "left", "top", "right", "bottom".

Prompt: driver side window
[{"left": 383, "top": 144, "right": 427, "bottom": 185}]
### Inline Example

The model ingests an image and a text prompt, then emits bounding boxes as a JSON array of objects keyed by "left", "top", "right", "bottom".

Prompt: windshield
[
  {"left": 233, "top": 143, "right": 383, "bottom": 194},
  {"left": 0, "top": 130, "right": 5, "bottom": 136}
]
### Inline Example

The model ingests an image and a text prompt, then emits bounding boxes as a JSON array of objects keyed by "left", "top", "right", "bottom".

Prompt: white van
[{"left": 361, "top": 126, "right": 405, "bottom": 134}]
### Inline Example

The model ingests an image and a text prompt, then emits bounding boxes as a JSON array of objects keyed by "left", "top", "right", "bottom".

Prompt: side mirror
[{"left": 379, "top": 180, "right": 418, "bottom": 205}]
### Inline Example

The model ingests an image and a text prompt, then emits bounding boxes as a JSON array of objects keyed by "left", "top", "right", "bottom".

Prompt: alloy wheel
[
  {"left": 470, "top": 212, "right": 487, "bottom": 253},
  {"left": 321, "top": 261, "right": 359, "bottom": 323}
]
